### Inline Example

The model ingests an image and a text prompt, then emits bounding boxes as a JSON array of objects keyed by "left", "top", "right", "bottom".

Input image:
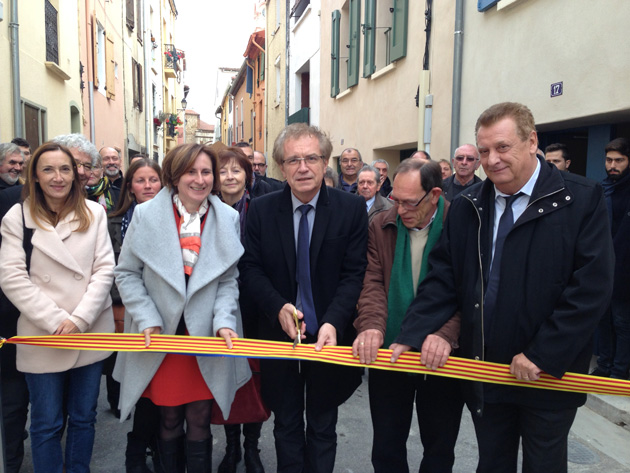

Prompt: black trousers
[
  {"left": 271, "top": 361, "right": 339, "bottom": 473},
  {"left": 368, "top": 369, "right": 464, "bottom": 473},
  {"left": 1, "top": 374, "right": 29, "bottom": 473},
  {"left": 471, "top": 402, "right": 577, "bottom": 473}
]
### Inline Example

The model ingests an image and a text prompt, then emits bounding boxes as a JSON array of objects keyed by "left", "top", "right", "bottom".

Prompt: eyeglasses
[
  {"left": 454, "top": 155, "right": 479, "bottom": 163},
  {"left": 282, "top": 155, "right": 324, "bottom": 167},
  {"left": 388, "top": 191, "right": 430, "bottom": 210},
  {"left": 340, "top": 158, "right": 361, "bottom": 165},
  {"left": 252, "top": 162, "right": 266, "bottom": 169},
  {"left": 75, "top": 161, "right": 94, "bottom": 172}
]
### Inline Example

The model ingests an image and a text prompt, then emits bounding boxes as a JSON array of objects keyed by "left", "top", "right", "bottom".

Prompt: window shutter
[
  {"left": 132, "top": 58, "right": 138, "bottom": 107},
  {"left": 330, "top": 10, "right": 340, "bottom": 97},
  {"left": 126, "top": 0, "right": 135, "bottom": 30},
  {"left": 92, "top": 14, "right": 99, "bottom": 88},
  {"left": 478, "top": 0, "right": 500, "bottom": 12},
  {"left": 390, "top": 0, "right": 408, "bottom": 62},
  {"left": 259, "top": 52, "right": 265, "bottom": 80},
  {"left": 137, "top": 62, "right": 143, "bottom": 111},
  {"left": 105, "top": 34, "right": 115, "bottom": 99},
  {"left": 347, "top": 0, "right": 360, "bottom": 88},
  {"left": 362, "top": 0, "right": 376, "bottom": 78},
  {"left": 136, "top": 0, "right": 142, "bottom": 42}
]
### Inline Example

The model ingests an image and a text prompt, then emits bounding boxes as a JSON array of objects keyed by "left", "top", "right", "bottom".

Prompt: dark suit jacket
[{"left": 239, "top": 182, "right": 368, "bottom": 412}]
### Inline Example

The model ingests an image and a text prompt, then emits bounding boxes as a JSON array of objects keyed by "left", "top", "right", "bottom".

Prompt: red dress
[{"left": 142, "top": 207, "right": 213, "bottom": 406}]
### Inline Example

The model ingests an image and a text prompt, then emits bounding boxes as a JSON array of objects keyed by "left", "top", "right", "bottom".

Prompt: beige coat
[{"left": 0, "top": 199, "right": 115, "bottom": 373}]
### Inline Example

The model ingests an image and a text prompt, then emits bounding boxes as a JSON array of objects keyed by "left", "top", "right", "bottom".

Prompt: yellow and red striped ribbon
[{"left": 2, "top": 333, "right": 629, "bottom": 397}]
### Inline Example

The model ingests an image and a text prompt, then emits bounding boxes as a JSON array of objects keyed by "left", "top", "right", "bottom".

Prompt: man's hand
[
  {"left": 389, "top": 343, "right": 412, "bottom": 363},
  {"left": 352, "top": 329, "right": 384, "bottom": 364},
  {"left": 510, "top": 353, "right": 542, "bottom": 381},
  {"left": 420, "top": 334, "right": 451, "bottom": 370},
  {"left": 315, "top": 323, "right": 337, "bottom": 351},
  {"left": 217, "top": 328, "right": 238, "bottom": 349},
  {"left": 54, "top": 319, "right": 80, "bottom": 335},
  {"left": 278, "top": 303, "right": 306, "bottom": 341},
  {"left": 143, "top": 326, "right": 161, "bottom": 347}
]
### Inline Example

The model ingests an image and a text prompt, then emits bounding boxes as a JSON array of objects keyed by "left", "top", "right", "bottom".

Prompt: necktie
[
  {"left": 483, "top": 193, "right": 523, "bottom": 340},
  {"left": 297, "top": 204, "right": 318, "bottom": 335}
]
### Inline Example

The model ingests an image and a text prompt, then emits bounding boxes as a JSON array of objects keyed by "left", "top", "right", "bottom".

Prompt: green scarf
[
  {"left": 86, "top": 176, "right": 115, "bottom": 211},
  {"left": 384, "top": 196, "right": 444, "bottom": 347}
]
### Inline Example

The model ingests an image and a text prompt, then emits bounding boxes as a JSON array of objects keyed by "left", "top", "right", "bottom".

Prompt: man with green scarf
[{"left": 352, "top": 159, "right": 464, "bottom": 473}]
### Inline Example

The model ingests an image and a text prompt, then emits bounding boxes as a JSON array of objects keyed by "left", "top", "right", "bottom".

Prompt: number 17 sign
[{"left": 551, "top": 82, "right": 563, "bottom": 98}]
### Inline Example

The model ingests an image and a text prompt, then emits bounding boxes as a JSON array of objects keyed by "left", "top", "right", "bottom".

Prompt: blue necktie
[
  {"left": 484, "top": 193, "right": 522, "bottom": 339},
  {"left": 297, "top": 204, "right": 318, "bottom": 335}
]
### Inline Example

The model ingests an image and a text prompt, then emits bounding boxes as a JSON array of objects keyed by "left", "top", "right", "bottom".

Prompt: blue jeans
[{"left": 25, "top": 361, "right": 104, "bottom": 473}]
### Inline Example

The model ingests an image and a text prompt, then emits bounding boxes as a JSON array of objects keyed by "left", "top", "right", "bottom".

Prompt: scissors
[{"left": 292, "top": 307, "right": 302, "bottom": 349}]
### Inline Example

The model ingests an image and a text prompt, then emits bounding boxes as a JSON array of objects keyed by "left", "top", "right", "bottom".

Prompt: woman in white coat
[
  {"left": 114, "top": 143, "right": 251, "bottom": 473},
  {"left": 0, "top": 142, "right": 115, "bottom": 473}
]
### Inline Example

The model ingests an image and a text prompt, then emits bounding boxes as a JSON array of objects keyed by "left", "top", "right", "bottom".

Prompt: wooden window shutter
[
  {"left": 126, "top": 0, "right": 135, "bottom": 30},
  {"left": 136, "top": 0, "right": 142, "bottom": 42},
  {"left": 92, "top": 13, "right": 99, "bottom": 88},
  {"left": 105, "top": 34, "right": 115, "bottom": 99},
  {"left": 132, "top": 58, "right": 138, "bottom": 107},
  {"left": 347, "top": 0, "right": 360, "bottom": 88},
  {"left": 330, "top": 10, "right": 340, "bottom": 97},
  {"left": 137, "top": 62, "right": 143, "bottom": 111},
  {"left": 362, "top": 0, "right": 376, "bottom": 78},
  {"left": 390, "top": 0, "right": 408, "bottom": 62}
]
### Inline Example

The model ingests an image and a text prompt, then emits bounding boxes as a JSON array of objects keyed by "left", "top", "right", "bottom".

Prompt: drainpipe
[
  {"left": 10, "top": 0, "right": 23, "bottom": 138},
  {"left": 450, "top": 0, "right": 464, "bottom": 156},
  {"left": 143, "top": 0, "right": 152, "bottom": 154},
  {"left": 86, "top": 5, "right": 95, "bottom": 141},
  {"left": 284, "top": 0, "right": 290, "bottom": 126}
]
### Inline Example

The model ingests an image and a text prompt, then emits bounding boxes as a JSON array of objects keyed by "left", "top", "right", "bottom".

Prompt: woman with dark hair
[
  {"left": 0, "top": 142, "right": 115, "bottom": 473},
  {"left": 217, "top": 147, "right": 265, "bottom": 473},
  {"left": 106, "top": 158, "right": 163, "bottom": 472},
  {"left": 114, "top": 143, "right": 251, "bottom": 473}
]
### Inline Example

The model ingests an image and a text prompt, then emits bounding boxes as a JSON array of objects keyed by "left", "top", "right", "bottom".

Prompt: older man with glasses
[
  {"left": 442, "top": 144, "right": 483, "bottom": 201},
  {"left": 52, "top": 134, "right": 100, "bottom": 188},
  {"left": 337, "top": 148, "right": 363, "bottom": 193}
]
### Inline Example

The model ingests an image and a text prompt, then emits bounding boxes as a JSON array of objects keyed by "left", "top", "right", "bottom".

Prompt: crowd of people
[{"left": 0, "top": 101, "right": 626, "bottom": 473}]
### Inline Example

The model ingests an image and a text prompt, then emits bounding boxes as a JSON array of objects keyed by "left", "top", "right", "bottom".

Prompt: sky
[{"left": 175, "top": 1, "right": 258, "bottom": 125}]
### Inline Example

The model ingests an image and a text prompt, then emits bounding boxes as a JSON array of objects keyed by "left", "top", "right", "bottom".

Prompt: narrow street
[{"left": 19, "top": 372, "right": 630, "bottom": 472}]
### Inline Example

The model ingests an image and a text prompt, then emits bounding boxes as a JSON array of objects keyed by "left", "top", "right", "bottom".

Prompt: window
[
  {"left": 347, "top": 0, "right": 360, "bottom": 88},
  {"left": 478, "top": 0, "right": 500, "bottom": 11},
  {"left": 235, "top": 106, "right": 239, "bottom": 140},
  {"left": 132, "top": 58, "right": 143, "bottom": 110},
  {"left": 45, "top": 0, "right": 59, "bottom": 64},
  {"left": 105, "top": 34, "right": 115, "bottom": 99},
  {"left": 363, "top": 0, "right": 376, "bottom": 77},
  {"left": 363, "top": 0, "right": 408, "bottom": 76},
  {"left": 136, "top": 0, "right": 142, "bottom": 42},
  {"left": 96, "top": 22, "right": 106, "bottom": 95},
  {"left": 22, "top": 100, "right": 47, "bottom": 149},
  {"left": 258, "top": 52, "right": 265, "bottom": 82},
  {"left": 275, "top": 0, "right": 281, "bottom": 30},
  {"left": 275, "top": 55, "right": 281, "bottom": 104},
  {"left": 291, "top": 0, "right": 310, "bottom": 23},
  {"left": 126, "top": 0, "right": 135, "bottom": 30},
  {"left": 330, "top": 10, "right": 340, "bottom": 97},
  {"left": 390, "top": 0, "right": 408, "bottom": 62}
]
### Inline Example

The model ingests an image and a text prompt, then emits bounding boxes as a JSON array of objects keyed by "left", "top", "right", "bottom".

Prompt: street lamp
[{"left": 181, "top": 97, "right": 187, "bottom": 143}]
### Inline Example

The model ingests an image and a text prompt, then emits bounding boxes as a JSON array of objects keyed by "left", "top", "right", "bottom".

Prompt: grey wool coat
[{"left": 113, "top": 188, "right": 251, "bottom": 420}]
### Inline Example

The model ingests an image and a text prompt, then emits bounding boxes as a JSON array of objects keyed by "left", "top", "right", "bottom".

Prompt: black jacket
[
  {"left": 239, "top": 182, "right": 367, "bottom": 412},
  {"left": 603, "top": 172, "right": 630, "bottom": 304},
  {"left": 396, "top": 159, "right": 614, "bottom": 414}
]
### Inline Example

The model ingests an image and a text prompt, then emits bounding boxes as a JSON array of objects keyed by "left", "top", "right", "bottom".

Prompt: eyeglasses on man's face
[
  {"left": 340, "top": 158, "right": 360, "bottom": 165},
  {"left": 75, "top": 161, "right": 94, "bottom": 172},
  {"left": 453, "top": 155, "right": 479, "bottom": 163},
  {"left": 282, "top": 155, "right": 324, "bottom": 167},
  {"left": 252, "top": 162, "right": 266, "bottom": 169},
  {"left": 388, "top": 191, "right": 430, "bottom": 210}
]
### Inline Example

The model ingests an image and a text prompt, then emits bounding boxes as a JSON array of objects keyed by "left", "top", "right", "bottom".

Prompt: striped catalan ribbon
[{"left": 2, "top": 333, "right": 629, "bottom": 397}]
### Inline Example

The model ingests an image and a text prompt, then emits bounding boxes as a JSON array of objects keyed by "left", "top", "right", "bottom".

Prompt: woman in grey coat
[{"left": 114, "top": 144, "right": 251, "bottom": 473}]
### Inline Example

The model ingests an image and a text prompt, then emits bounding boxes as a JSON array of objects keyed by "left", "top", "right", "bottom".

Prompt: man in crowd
[
  {"left": 11, "top": 138, "right": 32, "bottom": 165},
  {"left": 239, "top": 123, "right": 367, "bottom": 473},
  {"left": 253, "top": 150, "right": 284, "bottom": 191},
  {"left": 0, "top": 143, "right": 25, "bottom": 190},
  {"left": 442, "top": 144, "right": 482, "bottom": 201},
  {"left": 410, "top": 150, "right": 431, "bottom": 162},
  {"left": 373, "top": 159, "right": 392, "bottom": 197},
  {"left": 235, "top": 141, "right": 273, "bottom": 197},
  {"left": 353, "top": 159, "right": 463, "bottom": 473},
  {"left": 544, "top": 143, "right": 571, "bottom": 171},
  {"left": 591, "top": 137, "right": 630, "bottom": 380},
  {"left": 53, "top": 134, "right": 100, "bottom": 187},
  {"left": 356, "top": 165, "right": 392, "bottom": 222},
  {"left": 100, "top": 146, "right": 124, "bottom": 187},
  {"left": 439, "top": 159, "right": 453, "bottom": 180},
  {"left": 337, "top": 148, "right": 362, "bottom": 193},
  {"left": 391, "top": 102, "right": 614, "bottom": 472}
]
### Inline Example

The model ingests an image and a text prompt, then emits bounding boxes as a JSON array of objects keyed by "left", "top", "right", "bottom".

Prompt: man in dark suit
[
  {"left": 239, "top": 123, "right": 367, "bottom": 473},
  {"left": 391, "top": 102, "right": 614, "bottom": 472}
]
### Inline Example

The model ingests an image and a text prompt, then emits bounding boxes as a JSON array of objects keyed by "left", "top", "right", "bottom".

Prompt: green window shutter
[
  {"left": 347, "top": 0, "right": 361, "bottom": 88},
  {"left": 331, "top": 10, "right": 341, "bottom": 97},
  {"left": 259, "top": 52, "right": 265, "bottom": 80},
  {"left": 362, "top": 0, "right": 376, "bottom": 78},
  {"left": 390, "top": 0, "right": 408, "bottom": 62}
]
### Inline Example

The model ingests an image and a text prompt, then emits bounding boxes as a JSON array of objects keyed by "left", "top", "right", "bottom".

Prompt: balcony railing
[{"left": 164, "top": 44, "right": 185, "bottom": 79}]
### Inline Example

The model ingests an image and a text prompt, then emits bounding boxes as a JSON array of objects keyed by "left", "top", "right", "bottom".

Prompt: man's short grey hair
[
  {"left": 358, "top": 165, "right": 380, "bottom": 184},
  {"left": 341, "top": 148, "right": 362, "bottom": 162},
  {"left": 324, "top": 166, "right": 338, "bottom": 187},
  {"left": 53, "top": 134, "right": 100, "bottom": 166},
  {"left": 272, "top": 123, "right": 333, "bottom": 166},
  {"left": 254, "top": 150, "right": 267, "bottom": 164},
  {"left": 372, "top": 159, "right": 389, "bottom": 171},
  {"left": 0, "top": 143, "right": 23, "bottom": 165}
]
